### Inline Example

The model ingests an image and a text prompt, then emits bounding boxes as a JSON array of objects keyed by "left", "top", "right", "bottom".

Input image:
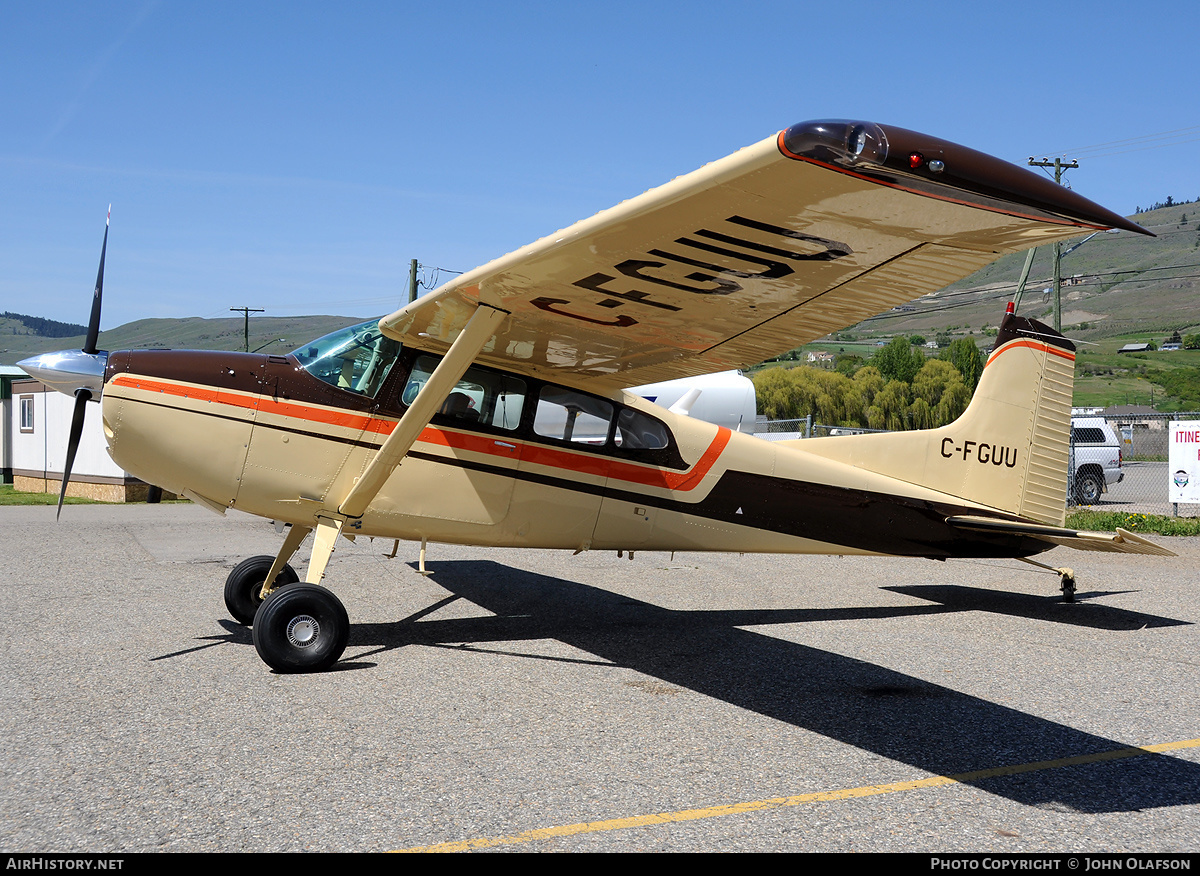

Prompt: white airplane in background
[{"left": 633, "top": 371, "right": 757, "bottom": 434}]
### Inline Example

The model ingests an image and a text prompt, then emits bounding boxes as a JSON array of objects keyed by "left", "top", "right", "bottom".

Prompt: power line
[{"left": 1033, "top": 125, "right": 1200, "bottom": 160}]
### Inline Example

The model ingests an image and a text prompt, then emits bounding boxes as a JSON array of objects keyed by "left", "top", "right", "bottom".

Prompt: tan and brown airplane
[{"left": 21, "top": 119, "right": 1174, "bottom": 673}]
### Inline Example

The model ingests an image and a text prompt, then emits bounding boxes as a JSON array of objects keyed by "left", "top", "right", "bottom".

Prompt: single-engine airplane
[{"left": 21, "top": 119, "right": 1175, "bottom": 673}]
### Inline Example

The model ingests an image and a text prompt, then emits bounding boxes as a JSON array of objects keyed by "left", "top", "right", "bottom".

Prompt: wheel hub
[{"left": 286, "top": 614, "right": 320, "bottom": 648}]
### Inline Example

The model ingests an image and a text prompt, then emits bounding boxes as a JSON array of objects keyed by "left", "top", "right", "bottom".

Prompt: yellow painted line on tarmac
[{"left": 395, "top": 737, "right": 1200, "bottom": 853}]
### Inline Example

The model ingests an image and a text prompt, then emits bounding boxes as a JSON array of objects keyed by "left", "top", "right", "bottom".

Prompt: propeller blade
[
  {"left": 57, "top": 388, "right": 92, "bottom": 520},
  {"left": 83, "top": 207, "right": 109, "bottom": 356}
]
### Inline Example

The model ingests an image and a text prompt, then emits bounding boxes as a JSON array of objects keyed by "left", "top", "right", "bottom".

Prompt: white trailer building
[{"left": 9, "top": 376, "right": 163, "bottom": 501}]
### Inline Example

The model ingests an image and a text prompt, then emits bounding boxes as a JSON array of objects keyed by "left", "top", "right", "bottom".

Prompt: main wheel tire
[
  {"left": 224, "top": 555, "right": 299, "bottom": 625},
  {"left": 252, "top": 584, "right": 349, "bottom": 673},
  {"left": 1074, "top": 471, "right": 1104, "bottom": 505}
]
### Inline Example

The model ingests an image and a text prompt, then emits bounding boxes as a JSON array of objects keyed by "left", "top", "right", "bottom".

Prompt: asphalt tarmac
[{"left": 2, "top": 503, "right": 1199, "bottom": 853}]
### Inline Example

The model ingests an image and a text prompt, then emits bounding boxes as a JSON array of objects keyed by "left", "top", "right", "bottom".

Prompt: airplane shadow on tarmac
[{"left": 210, "top": 559, "right": 1200, "bottom": 814}]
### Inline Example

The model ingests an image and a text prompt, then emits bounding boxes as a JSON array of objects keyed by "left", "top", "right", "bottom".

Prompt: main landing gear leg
[
  {"left": 1017, "top": 557, "right": 1077, "bottom": 602},
  {"left": 264, "top": 523, "right": 312, "bottom": 595},
  {"left": 252, "top": 515, "right": 350, "bottom": 673},
  {"left": 304, "top": 515, "right": 344, "bottom": 584}
]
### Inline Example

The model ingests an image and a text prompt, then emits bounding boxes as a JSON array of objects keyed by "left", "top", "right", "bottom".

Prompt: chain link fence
[
  {"left": 755, "top": 417, "right": 892, "bottom": 440},
  {"left": 1069, "top": 411, "right": 1200, "bottom": 517},
  {"left": 755, "top": 412, "right": 1200, "bottom": 517}
]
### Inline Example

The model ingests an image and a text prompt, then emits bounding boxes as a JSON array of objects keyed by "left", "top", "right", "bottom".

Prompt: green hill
[
  {"left": 757, "top": 201, "right": 1200, "bottom": 410},
  {"left": 854, "top": 201, "right": 1200, "bottom": 343},
  {"left": 1, "top": 314, "right": 365, "bottom": 366}
]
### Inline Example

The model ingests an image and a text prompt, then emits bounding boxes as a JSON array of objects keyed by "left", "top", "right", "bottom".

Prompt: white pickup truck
[{"left": 1070, "top": 416, "right": 1124, "bottom": 504}]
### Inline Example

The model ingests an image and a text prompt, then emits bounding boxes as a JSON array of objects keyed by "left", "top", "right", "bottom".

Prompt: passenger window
[
  {"left": 534, "top": 387, "right": 613, "bottom": 445},
  {"left": 615, "top": 408, "right": 669, "bottom": 450},
  {"left": 402, "top": 356, "right": 526, "bottom": 431}
]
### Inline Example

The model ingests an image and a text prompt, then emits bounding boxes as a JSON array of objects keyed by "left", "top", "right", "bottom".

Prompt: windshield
[{"left": 292, "top": 319, "right": 401, "bottom": 397}]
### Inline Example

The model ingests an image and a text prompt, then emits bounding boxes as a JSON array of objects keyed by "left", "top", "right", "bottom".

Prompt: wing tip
[{"left": 778, "top": 119, "right": 1150, "bottom": 236}]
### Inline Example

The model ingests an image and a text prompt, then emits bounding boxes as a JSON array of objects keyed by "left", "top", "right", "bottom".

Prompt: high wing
[{"left": 379, "top": 119, "right": 1146, "bottom": 393}]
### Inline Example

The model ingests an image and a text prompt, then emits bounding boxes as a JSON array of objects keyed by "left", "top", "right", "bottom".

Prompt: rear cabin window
[
  {"left": 615, "top": 407, "right": 669, "bottom": 450},
  {"left": 533, "top": 387, "right": 613, "bottom": 445},
  {"left": 404, "top": 356, "right": 526, "bottom": 431}
]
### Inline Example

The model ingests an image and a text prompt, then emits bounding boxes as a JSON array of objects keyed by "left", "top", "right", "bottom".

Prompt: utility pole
[
  {"left": 407, "top": 259, "right": 419, "bottom": 305},
  {"left": 230, "top": 306, "right": 265, "bottom": 352},
  {"left": 1027, "top": 157, "right": 1079, "bottom": 331}
]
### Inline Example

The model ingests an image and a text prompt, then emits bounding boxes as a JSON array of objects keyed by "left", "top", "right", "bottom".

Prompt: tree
[
  {"left": 852, "top": 366, "right": 884, "bottom": 410},
  {"left": 871, "top": 336, "right": 925, "bottom": 384},
  {"left": 753, "top": 367, "right": 805, "bottom": 420},
  {"left": 834, "top": 353, "right": 863, "bottom": 376},
  {"left": 754, "top": 355, "right": 976, "bottom": 431},
  {"left": 866, "top": 379, "right": 912, "bottom": 431},
  {"left": 912, "top": 359, "right": 972, "bottom": 425},
  {"left": 938, "top": 338, "right": 984, "bottom": 392}
]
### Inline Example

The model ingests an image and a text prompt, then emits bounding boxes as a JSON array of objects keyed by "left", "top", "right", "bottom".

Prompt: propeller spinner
[{"left": 18, "top": 209, "right": 112, "bottom": 518}]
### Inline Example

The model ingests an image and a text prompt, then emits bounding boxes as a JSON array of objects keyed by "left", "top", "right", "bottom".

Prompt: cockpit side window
[{"left": 293, "top": 319, "right": 401, "bottom": 398}]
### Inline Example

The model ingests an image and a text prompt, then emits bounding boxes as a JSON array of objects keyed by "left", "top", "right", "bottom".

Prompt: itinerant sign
[{"left": 1169, "top": 421, "right": 1200, "bottom": 503}]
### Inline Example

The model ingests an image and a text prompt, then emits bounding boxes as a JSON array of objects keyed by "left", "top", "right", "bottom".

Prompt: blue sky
[{"left": 3, "top": 1, "right": 1198, "bottom": 332}]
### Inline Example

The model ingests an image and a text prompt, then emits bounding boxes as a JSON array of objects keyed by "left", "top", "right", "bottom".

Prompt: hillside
[
  {"left": 761, "top": 201, "right": 1200, "bottom": 411},
  {"left": 1, "top": 314, "right": 365, "bottom": 366},
  {"left": 849, "top": 201, "right": 1200, "bottom": 343}
]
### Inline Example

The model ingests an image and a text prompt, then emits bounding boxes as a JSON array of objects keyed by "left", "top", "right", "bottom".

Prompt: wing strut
[{"left": 301, "top": 304, "right": 508, "bottom": 585}]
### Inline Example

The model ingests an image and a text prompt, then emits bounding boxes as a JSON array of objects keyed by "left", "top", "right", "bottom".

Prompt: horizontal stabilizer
[{"left": 946, "top": 515, "right": 1176, "bottom": 557}]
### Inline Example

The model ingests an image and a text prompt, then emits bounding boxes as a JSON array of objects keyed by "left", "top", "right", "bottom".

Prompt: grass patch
[
  {"left": 0, "top": 485, "right": 105, "bottom": 506},
  {"left": 1066, "top": 509, "right": 1200, "bottom": 537}
]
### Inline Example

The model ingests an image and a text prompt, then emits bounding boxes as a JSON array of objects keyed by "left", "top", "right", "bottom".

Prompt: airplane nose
[{"left": 18, "top": 349, "right": 109, "bottom": 398}]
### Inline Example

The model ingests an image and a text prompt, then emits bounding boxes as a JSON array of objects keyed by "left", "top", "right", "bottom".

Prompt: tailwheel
[
  {"left": 1059, "top": 570, "right": 1077, "bottom": 603},
  {"left": 252, "top": 584, "right": 349, "bottom": 673},
  {"left": 224, "top": 555, "right": 299, "bottom": 625}
]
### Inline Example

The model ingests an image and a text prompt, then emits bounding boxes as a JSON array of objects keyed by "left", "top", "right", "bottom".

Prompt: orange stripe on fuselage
[{"left": 109, "top": 373, "right": 731, "bottom": 493}]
